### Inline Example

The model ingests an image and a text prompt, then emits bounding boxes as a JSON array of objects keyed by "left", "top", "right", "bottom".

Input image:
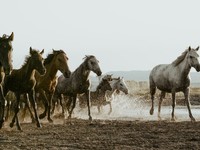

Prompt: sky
[{"left": 1, "top": 0, "right": 200, "bottom": 74}]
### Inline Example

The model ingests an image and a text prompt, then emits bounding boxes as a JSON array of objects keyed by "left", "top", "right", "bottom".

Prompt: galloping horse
[
  {"left": 0, "top": 32, "right": 14, "bottom": 128},
  {"left": 3, "top": 47, "right": 46, "bottom": 130},
  {"left": 35, "top": 49, "right": 71, "bottom": 123},
  {"left": 78, "top": 78, "right": 112, "bottom": 113},
  {"left": 105, "top": 77, "right": 129, "bottom": 114},
  {"left": 54, "top": 55, "right": 102, "bottom": 121},
  {"left": 149, "top": 46, "right": 200, "bottom": 122}
]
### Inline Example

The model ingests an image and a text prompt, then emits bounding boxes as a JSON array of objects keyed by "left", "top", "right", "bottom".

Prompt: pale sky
[{"left": 1, "top": 0, "right": 200, "bottom": 74}]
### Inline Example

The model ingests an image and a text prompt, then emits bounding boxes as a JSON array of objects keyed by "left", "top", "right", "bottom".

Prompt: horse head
[
  {"left": 29, "top": 47, "right": 46, "bottom": 75},
  {"left": 84, "top": 55, "right": 102, "bottom": 76},
  {"left": 52, "top": 49, "right": 71, "bottom": 78},
  {"left": 0, "top": 32, "right": 14, "bottom": 75},
  {"left": 115, "top": 77, "right": 129, "bottom": 95},
  {"left": 187, "top": 46, "right": 200, "bottom": 72}
]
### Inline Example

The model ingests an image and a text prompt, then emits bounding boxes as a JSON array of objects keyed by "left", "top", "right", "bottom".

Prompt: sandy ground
[
  {"left": 1, "top": 94, "right": 200, "bottom": 149},
  {"left": 0, "top": 118, "right": 200, "bottom": 150}
]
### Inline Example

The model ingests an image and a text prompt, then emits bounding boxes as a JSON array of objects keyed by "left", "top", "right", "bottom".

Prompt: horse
[
  {"left": 78, "top": 77, "right": 112, "bottom": 113},
  {"left": 149, "top": 46, "right": 200, "bottom": 122},
  {"left": 3, "top": 47, "right": 46, "bottom": 130},
  {"left": 104, "top": 77, "right": 129, "bottom": 114},
  {"left": 0, "top": 32, "right": 14, "bottom": 128},
  {"left": 33, "top": 49, "right": 71, "bottom": 123},
  {"left": 53, "top": 55, "right": 102, "bottom": 121}
]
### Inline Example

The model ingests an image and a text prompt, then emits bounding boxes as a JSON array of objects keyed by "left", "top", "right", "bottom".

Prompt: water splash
[{"left": 72, "top": 94, "right": 200, "bottom": 122}]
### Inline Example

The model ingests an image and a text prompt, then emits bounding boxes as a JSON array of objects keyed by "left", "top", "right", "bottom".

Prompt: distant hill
[{"left": 105, "top": 70, "right": 200, "bottom": 84}]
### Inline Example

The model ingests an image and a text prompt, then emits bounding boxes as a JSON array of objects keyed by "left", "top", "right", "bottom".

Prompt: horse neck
[
  {"left": 44, "top": 63, "right": 58, "bottom": 80},
  {"left": 20, "top": 62, "right": 35, "bottom": 80},
  {"left": 75, "top": 63, "right": 90, "bottom": 82},
  {"left": 109, "top": 79, "right": 119, "bottom": 92},
  {"left": 177, "top": 56, "right": 191, "bottom": 78}
]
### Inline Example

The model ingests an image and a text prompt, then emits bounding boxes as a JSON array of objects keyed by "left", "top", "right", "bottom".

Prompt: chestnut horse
[
  {"left": 3, "top": 47, "right": 46, "bottom": 130},
  {"left": 34, "top": 49, "right": 71, "bottom": 123},
  {"left": 0, "top": 32, "right": 14, "bottom": 128}
]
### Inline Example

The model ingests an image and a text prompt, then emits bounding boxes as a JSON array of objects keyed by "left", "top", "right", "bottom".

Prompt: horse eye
[
  {"left": 190, "top": 56, "right": 194, "bottom": 59},
  {"left": 120, "top": 83, "right": 123, "bottom": 86}
]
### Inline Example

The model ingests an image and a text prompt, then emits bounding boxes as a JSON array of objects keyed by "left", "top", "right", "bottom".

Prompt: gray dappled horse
[
  {"left": 149, "top": 46, "right": 200, "bottom": 122},
  {"left": 78, "top": 78, "right": 112, "bottom": 113},
  {"left": 54, "top": 55, "right": 102, "bottom": 121},
  {"left": 3, "top": 48, "right": 46, "bottom": 130},
  {"left": 0, "top": 32, "right": 14, "bottom": 128}
]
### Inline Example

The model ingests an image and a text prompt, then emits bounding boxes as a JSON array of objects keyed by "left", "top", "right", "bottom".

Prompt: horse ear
[
  {"left": 196, "top": 46, "right": 199, "bottom": 51},
  {"left": 40, "top": 49, "right": 44, "bottom": 55},
  {"left": 188, "top": 46, "right": 191, "bottom": 51},
  {"left": 30, "top": 47, "right": 33, "bottom": 54},
  {"left": 8, "top": 32, "right": 14, "bottom": 41}
]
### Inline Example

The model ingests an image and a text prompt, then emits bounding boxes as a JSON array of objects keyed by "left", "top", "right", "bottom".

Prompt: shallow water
[{"left": 72, "top": 94, "right": 200, "bottom": 122}]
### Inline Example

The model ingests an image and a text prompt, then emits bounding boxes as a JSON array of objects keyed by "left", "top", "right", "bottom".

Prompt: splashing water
[{"left": 71, "top": 94, "right": 200, "bottom": 122}]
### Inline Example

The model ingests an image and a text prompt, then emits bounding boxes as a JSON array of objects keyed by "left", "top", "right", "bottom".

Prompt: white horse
[
  {"left": 105, "top": 77, "right": 129, "bottom": 114},
  {"left": 149, "top": 46, "right": 200, "bottom": 122}
]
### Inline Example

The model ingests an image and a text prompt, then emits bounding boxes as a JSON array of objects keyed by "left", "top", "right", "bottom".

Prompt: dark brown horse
[
  {"left": 34, "top": 49, "right": 71, "bottom": 123},
  {"left": 3, "top": 47, "right": 46, "bottom": 130},
  {"left": 0, "top": 32, "right": 14, "bottom": 128},
  {"left": 53, "top": 55, "right": 102, "bottom": 121}
]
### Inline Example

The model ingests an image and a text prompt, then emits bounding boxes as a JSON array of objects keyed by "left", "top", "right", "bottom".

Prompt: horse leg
[
  {"left": 184, "top": 88, "right": 195, "bottom": 122},
  {"left": 51, "top": 94, "right": 56, "bottom": 115},
  {"left": 28, "top": 90, "right": 41, "bottom": 128},
  {"left": 39, "top": 90, "right": 48, "bottom": 119},
  {"left": 85, "top": 90, "right": 92, "bottom": 121},
  {"left": 68, "top": 96, "right": 77, "bottom": 119},
  {"left": 171, "top": 92, "right": 176, "bottom": 121},
  {"left": 47, "top": 92, "right": 53, "bottom": 123},
  {"left": 0, "top": 85, "right": 8, "bottom": 128},
  {"left": 10, "top": 93, "right": 21, "bottom": 130},
  {"left": 24, "top": 94, "right": 35, "bottom": 123},
  {"left": 149, "top": 83, "right": 156, "bottom": 115},
  {"left": 5, "top": 99, "right": 10, "bottom": 122},
  {"left": 158, "top": 91, "right": 165, "bottom": 120},
  {"left": 60, "top": 95, "right": 65, "bottom": 115}
]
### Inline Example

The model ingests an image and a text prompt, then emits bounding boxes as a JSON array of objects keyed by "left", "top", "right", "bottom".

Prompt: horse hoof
[
  {"left": 10, "top": 122, "right": 14, "bottom": 128},
  {"left": 39, "top": 114, "right": 46, "bottom": 119},
  {"left": 89, "top": 116, "right": 92, "bottom": 121},
  {"left": 31, "top": 119, "right": 36, "bottom": 123},
  {"left": 171, "top": 118, "right": 176, "bottom": 122},
  {"left": 48, "top": 118, "right": 53, "bottom": 123},
  {"left": 0, "top": 120, "right": 4, "bottom": 129},
  {"left": 37, "top": 123, "right": 42, "bottom": 128},
  {"left": 17, "top": 126, "right": 22, "bottom": 131},
  {"left": 191, "top": 118, "right": 196, "bottom": 122},
  {"left": 150, "top": 109, "right": 154, "bottom": 115}
]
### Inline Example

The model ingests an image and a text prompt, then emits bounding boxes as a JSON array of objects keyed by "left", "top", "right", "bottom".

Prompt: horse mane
[
  {"left": 82, "top": 55, "right": 95, "bottom": 62},
  {"left": 0, "top": 34, "right": 8, "bottom": 41},
  {"left": 172, "top": 50, "right": 188, "bottom": 66},
  {"left": 21, "top": 49, "right": 39, "bottom": 68},
  {"left": 44, "top": 50, "right": 65, "bottom": 65}
]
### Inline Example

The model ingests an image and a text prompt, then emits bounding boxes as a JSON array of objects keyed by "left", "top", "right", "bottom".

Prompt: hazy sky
[{"left": 1, "top": 0, "right": 200, "bottom": 74}]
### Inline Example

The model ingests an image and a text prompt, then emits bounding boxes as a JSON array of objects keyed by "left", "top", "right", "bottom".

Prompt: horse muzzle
[
  {"left": 195, "top": 65, "right": 200, "bottom": 72},
  {"left": 63, "top": 70, "right": 71, "bottom": 78},
  {"left": 96, "top": 70, "right": 102, "bottom": 76}
]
